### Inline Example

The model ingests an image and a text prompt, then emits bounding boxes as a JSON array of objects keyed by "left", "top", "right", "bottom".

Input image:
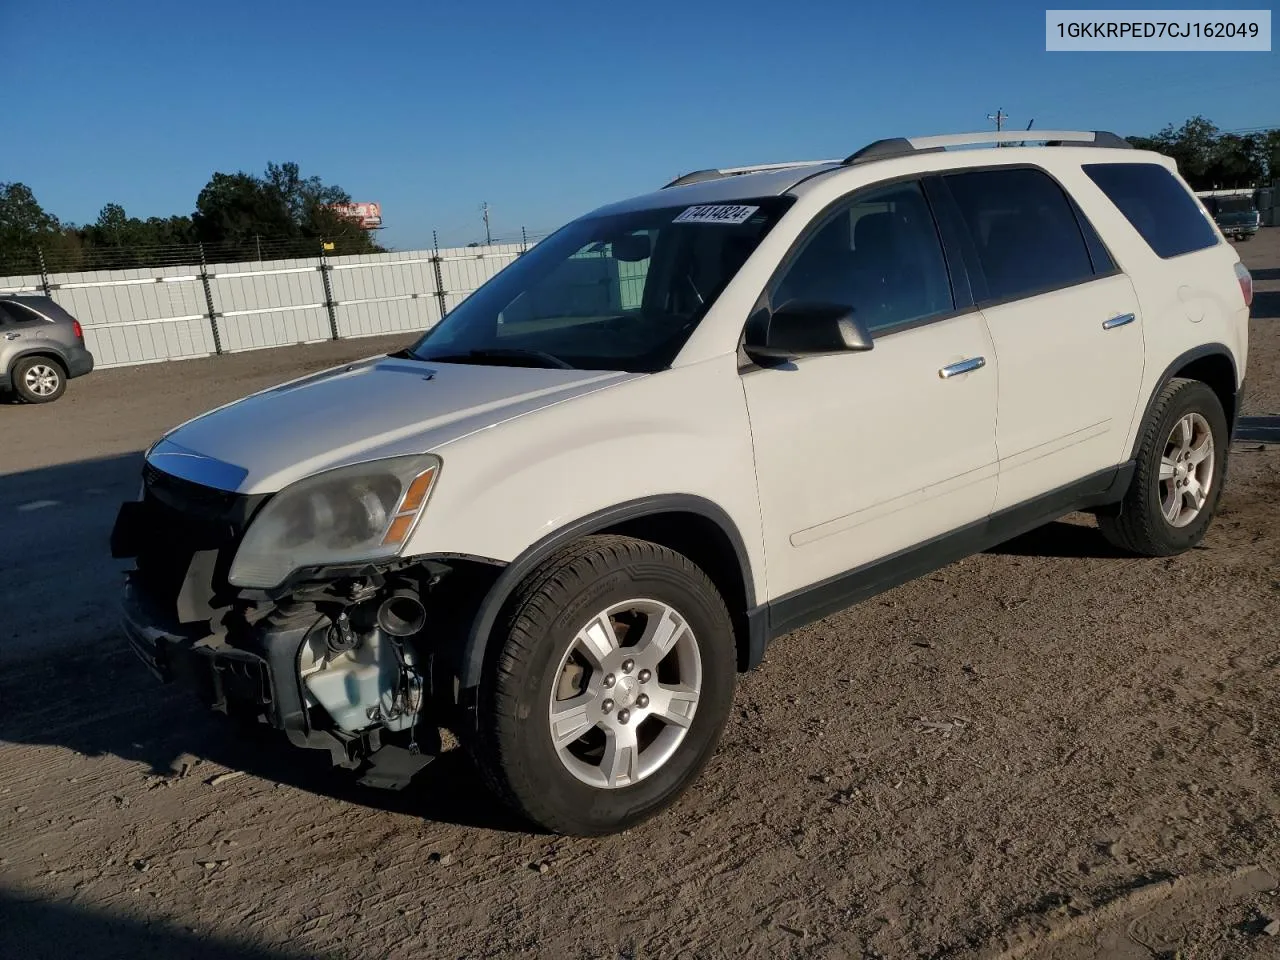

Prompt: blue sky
[{"left": 4, "top": 0, "right": 1277, "bottom": 249}]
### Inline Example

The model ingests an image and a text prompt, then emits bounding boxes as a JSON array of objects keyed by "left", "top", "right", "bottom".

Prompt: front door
[{"left": 742, "top": 179, "right": 1000, "bottom": 604}]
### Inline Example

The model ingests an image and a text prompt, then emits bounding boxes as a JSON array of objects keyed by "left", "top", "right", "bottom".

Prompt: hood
[{"left": 151, "top": 354, "right": 638, "bottom": 494}]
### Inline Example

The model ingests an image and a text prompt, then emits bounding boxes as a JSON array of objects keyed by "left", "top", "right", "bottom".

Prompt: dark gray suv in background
[{"left": 0, "top": 295, "right": 95, "bottom": 403}]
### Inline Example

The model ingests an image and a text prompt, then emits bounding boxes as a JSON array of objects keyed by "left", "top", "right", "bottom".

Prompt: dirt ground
[{"left": 1, "top": 233, "right": 1278, "bottom": 960}]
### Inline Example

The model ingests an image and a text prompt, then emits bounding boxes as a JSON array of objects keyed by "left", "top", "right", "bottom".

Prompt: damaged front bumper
[
  {"left": 120, "top": 576, "right": 441, "bottom": 789},
  {"left": 113, "top": 469, "right": 448, "bottom": 790}
]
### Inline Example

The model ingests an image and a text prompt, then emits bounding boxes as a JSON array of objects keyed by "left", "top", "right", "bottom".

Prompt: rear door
[{"left": 937, "top": 166, "right": 1146, "bottom": 511}]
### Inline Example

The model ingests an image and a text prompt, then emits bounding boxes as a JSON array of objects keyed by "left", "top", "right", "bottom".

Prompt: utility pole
[
  {"left": 987, "top": 108, "right": 1009, "bottom": 147},
  {"left": 480, "top": 202, "right": 492, "bottom": 246}
]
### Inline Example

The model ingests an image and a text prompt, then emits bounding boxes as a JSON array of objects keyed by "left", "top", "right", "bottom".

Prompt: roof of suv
[{"left": 590, "top": 129, "right": 1145, "bottom": 218}]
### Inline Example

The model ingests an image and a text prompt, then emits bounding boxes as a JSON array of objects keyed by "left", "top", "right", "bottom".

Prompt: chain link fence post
[
  {"left": 431, "top": 231, "right": 448, "bottom": 321},
  {"left": 198, "top": 242, "right": 223, "bottom": 355},
  {"left": 319, "top": 240, "right": 340, "bottom": 340}
]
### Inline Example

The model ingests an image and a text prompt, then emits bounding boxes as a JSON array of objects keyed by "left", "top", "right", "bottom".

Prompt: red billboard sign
[{"left": 330, "top": 202, "right": 382, "bottom": 229}]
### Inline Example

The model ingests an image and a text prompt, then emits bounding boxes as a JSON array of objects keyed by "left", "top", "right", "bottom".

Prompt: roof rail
[
  {"left": 662, "top": 159, "right": 838, "bottom": 189},
  {"left": 842, "top": 130, "right": 1132, "bottom": 164}
]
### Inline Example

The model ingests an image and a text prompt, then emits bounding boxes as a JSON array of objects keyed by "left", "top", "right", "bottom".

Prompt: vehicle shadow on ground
[
  {"left": 1252, "top": 289, "right": 1280, "bottom": 319},
  {"left": 0, "top": 890, "right": 310, "bottom": 960},
  {"left": 984, "top": 519, "right": 1130, "bottom": 559},
  {"left": 0, "top": 645, "right": 531, "bottom": 833},
  {"left": 0, "top": 452, "right": 532, "bottom": 834}
]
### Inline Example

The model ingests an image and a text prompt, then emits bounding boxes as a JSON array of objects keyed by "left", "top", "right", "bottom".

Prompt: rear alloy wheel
[
  {"left": 13, "top": 357, "right": 66, "bottom": 403},
  {"left": 1158, "top": 411, "right": 1215, "bottom": 529},
  {"left": 1098, "top": 378, "right": 1228, "bottom": 556},
  {"left": 472, "top": 535, "right": 736, "bottom": 836}
]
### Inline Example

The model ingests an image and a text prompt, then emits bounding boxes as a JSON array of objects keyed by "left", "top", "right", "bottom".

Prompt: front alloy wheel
[
  {"left": 472, "top": 535, "right": 736, "bottom": 836},
  {"left": 549, "top": 598, "right": 702, "bottom": 789}
]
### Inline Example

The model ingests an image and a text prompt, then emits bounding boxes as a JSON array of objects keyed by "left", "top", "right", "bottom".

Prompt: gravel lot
[{"left": 1, "top": 232, "right": 1278, "bottom": 960}]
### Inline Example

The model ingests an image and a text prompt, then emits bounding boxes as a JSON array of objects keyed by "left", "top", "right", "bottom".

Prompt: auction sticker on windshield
[{"left": 673, "top": 204, "right": 760, "bottom": 225}]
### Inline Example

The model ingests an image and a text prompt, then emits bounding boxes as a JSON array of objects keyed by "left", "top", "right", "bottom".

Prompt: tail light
[
  {"left": 72, "top": 320, "right": 83, "bottom": 341},
  {"left": 1234, "top": 262, "right": 1253, "bottom": 308}
]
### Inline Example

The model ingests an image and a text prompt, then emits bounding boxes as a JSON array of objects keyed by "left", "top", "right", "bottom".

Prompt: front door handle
[
  {"left": 939, "top": 356, "right": 986, "bottom": 379},
  {"left": 1103, "top": 312, "right": 1135, "bottom": 330}
]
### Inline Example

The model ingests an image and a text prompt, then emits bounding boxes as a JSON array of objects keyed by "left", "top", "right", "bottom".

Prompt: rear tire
[
  {"left": 470, "top": 535, "right": 736, "bottom": 836},
  {"left": 1098, "top": 378, "right": 1228, "bottom": 556},
  {"left": 12, "top": 356, "right": 66, "bottom": 403}
]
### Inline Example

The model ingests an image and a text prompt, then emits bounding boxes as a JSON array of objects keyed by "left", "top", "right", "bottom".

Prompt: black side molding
[{"left": 753, "top": 463, "right": 1133, "bottom": 649}]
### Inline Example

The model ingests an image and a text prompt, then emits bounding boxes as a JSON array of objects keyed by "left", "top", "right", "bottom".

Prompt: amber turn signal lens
[
  {"left": 398, "top": 466, "right": 437, "bottom": 513},
  {"left": 382, "top": 513, "right": 416, "bottom": 546}
]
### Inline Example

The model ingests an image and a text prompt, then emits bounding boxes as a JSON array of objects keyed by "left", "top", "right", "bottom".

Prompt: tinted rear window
[
  {"left": 1083, "top": 163, "right": 1219, "bottom": 259},
  {"left": 944, "top": 167, "right": 1097, "bottom": 303},
  {"left": 0, "top": 301, "right": 49, "bottom": 324},
  {"left": 1215, "top": 197, "right": 1255, "bottom": 214}
]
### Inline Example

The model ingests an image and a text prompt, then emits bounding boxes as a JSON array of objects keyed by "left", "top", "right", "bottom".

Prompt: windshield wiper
[{"left": 420, "top": 347, "right": 574, "bottom": 370}]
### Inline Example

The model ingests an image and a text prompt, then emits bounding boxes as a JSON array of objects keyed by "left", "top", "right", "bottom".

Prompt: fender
[
  {"left": 456, "top": 494, "right": 757, "bottom": 691},
  {"left": 5, "top": 343, "right": 72, "bottom": 371},
  {"left": 1129, "top": 343, "right": 1239, "bottom": 459}
]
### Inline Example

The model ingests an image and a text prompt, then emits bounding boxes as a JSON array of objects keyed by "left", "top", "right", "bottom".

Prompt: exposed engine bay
[{"left": 299, "top": 592, "right": 427, "bottom": 738}]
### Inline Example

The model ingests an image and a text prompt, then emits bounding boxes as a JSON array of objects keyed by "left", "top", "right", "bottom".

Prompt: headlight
[{"left": 228, "top": 454, "right": 441, "bottom": 588}]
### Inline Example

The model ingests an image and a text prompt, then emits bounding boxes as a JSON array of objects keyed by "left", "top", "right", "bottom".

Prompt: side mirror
[{"left": 744, "top": 301, "right": 874, "bottom": 363}]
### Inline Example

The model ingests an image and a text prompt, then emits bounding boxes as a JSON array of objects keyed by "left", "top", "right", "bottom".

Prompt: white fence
[{"left": 0, "top": 242, "right": 530, "bottom": 368}]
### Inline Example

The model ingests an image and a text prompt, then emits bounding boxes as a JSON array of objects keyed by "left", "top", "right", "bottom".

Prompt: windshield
[{"left": 406, "top": 197, "right": 794, "bottom": 372}]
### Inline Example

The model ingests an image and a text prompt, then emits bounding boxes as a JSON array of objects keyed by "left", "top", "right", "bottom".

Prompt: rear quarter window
[
  {"left": 0, "top": 301, "right": 49, "bottom": 325},
  {"left": 1082, "top": 162, "right": 1219, "bottom": 260}
]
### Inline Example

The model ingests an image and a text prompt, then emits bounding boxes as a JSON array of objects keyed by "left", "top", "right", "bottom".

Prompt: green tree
[
  {"left": 77, "top": 203, "right": 197, "bottom": 267},
  {"left": 193, "top": 162, "right": 382, "bottom": 254},
  {"left": 193, "top": 171, "right": 293, "bottom": 245},
  {"left": 1205, "top": 133, "right": 1266, "bottom": 189},
  {"left": 1259, "top": 129, "right": 1280, "bottom": 181},
  {"left": 0, "top": 182, "right": 88, "bottom": 272},
  {"left": 0, "top": 182, "right": 62, "bottom": 265},
  {"left": 1126, "top": 116, "right": 1276, "bottom": 190}
]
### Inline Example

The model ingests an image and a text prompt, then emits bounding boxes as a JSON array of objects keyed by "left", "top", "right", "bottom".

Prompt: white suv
[{"left": 112, "top": 130, "right": 1254, "bottom": 836}]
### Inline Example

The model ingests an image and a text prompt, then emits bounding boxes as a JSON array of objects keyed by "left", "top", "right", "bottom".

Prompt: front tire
[
  {"left": 12, "top": 356, "right": 66, "bottom": 403},
  {"left": 471, "top": 535, "right": 736, "bottom": 836},
  {"left": 1098, "top": 378, "right": 1228, "bottom": 556}
]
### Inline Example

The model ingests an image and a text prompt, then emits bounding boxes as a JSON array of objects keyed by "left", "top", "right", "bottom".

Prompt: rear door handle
[
  {"left": 1103, "top": 312, "right": 1135, "bottom": 330},
  {"left": 939, "top": 356, "right": 986, "bottom": 379}
]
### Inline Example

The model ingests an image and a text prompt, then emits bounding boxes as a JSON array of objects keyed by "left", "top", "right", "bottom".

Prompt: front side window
[
  {"left": 1084, "top": 163, "right": 1220, "bottom": 259},
  {"left": 772, "top": 180, "right": 954, "bottom": 332},
  {"left": 408, "top": 198, "right": 793, "bottom": 372},
  {"left": 944, "top": 167, "right": 1096, "bottom": 302}
]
